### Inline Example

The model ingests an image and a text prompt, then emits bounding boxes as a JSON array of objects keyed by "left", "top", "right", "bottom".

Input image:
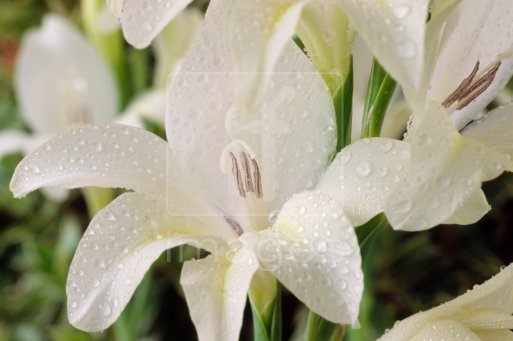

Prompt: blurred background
[{"left": 1, "top": 1, "right": 513, "bottom": 340}]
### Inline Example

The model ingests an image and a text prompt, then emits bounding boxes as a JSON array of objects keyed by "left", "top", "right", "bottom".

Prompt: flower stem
[
  {"left": 305, "top": 311, "right": 345, "bottom": 341},
  {"left": 361, "top": 59, "right": 397, "bottom": 138},
  {"left": 250, "top": 276, "right": 281, "bottom": 341},
  {"left": 81, "top": 187, "right": 114, "bottom": 218},
  {"left": 334, "top": 56, "right": 354, "bottom": 152}
]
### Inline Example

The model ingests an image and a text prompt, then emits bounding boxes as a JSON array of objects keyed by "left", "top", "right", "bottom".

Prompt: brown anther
[
  {"left": 225, "top": 216, "right": 244, "bottom": 236},
  {"left": 229, "top": 152, "right": 246, "bottom": 198},
  {"left": 240, "top": 152, "right": 254, "bottom": 193},
  {"left": 251, "top": 158, "right": 263, "bottom": 198},
  {"left": 442, "top": 60, "right": 502, "bottom": 110},
  {"left": 456, "top": 61, "right": 501, "bottom": 110},
  {"left": 442, "top": 61, "right": 480, "bottom": 108}
]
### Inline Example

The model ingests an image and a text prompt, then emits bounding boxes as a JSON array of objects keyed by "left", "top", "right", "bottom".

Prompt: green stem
[
  {"left": 305, "top": 311, "right": 344, "bottom": 341},
  {"left": 334, "top": 56, "right": 354, "bottom": 152},
  {"left": 250, "top": 283, "right": 281, "bottom": 341},
  {"left": 361, "top": 60, "right": 397, "bottom": 138},
  {"left": 81, "top": 187, "right": 114, "bottom": 218}
]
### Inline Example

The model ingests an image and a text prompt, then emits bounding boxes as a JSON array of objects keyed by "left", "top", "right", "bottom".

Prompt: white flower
[
  {"left": 239, "top": 0, "right": 513, "bottom": 231},
  {"left": 379, "top": 263, "right": 513, "bottom": 340},
  {"left": 374, "top": 0, "right": 513, "bottom": 230},
  {"left": 10, "top": 0, "right": 365, "bottom": 338}
]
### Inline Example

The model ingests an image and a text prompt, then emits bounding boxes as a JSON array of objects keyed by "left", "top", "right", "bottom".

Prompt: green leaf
[
  {"left": 334, "top": 56, "right": 354, "bottom": 152},
  {"left": 304, "top": 311, "right": 344, "bottom": 341},
  {"left": 361, "top": 60, "right": 397, "bottom": 138},
  {"left": 250, "top": 284, "right": 282, "bottom": 341}
]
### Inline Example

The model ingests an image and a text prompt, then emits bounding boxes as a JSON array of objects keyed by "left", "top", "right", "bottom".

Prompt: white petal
[
  {"left": 119, "top": 0, "right": 194, "bottom": 48},
  {"left": 386, "top": 104, "right": 508, "bottom": 231},
  {"left": 443, "top": 188, "right": 490, "bottom": 225},
  {"left": 10, "top": 124, "right": 168, "bottom": 198},
  {"left": 67, "top": 192, "right": 223, "bottom": 331},
  {"left": 152, "top": 8, "right": 203, "bottom": 88},
  {"left": 378, "top": 263, "right": 513, "bottom": 340},
  {"left": 117, "top": 89, "right": 166, "bottom": 127},
  {"left": 334, "top": 0, "right": 430, "bottom": 90},
  {"left": 427, "top": 0, "right": 513, "bottom": 123},
  {"left": 243, "top": 191, "right": 362, "bottom": 325},
  {"left": 230, "top": 0, "right": 308, "bottom": 104},
  {"left": 14, "top": 15, "right": 118, "bottom": 135},
  {"left": 168, "top": 0, "right": 336, "bottom": 214},
  {"left": 317, "top": 138, "right": 410, "bottom": 226},
  {"left": 180, "top": 248, "right": 258, "bottom": 341},
  {"left": 410, "top": 320, "right": 480, "bottom": 341},
  {"left": 296, "top": 1, "right": 354, "bottom": 94},
  {"left": 108, "top": 0, "right": 124, "bottom": 18},
  {"left": 463, "top": 102, "right": 513, "bottom": 171}
]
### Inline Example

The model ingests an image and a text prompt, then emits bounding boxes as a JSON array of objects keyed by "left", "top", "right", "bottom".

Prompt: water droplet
[
  {"left": 92, "top": 279, "right": 100, "bottom": 287},
  {"left": 340, "top": 150, "right": 351, "bottom": 165},
  {"left": 102, "top": 302, "right": 112, "bottom": 316},
  {"left": 315, "top": 240, "right": 328, "bottom": 253},
  {"left": 437, "top": 176, "right": 451, "bottom": 188},
  {"left": 393, "top": 4, "right": 410, "bottom": 18},
  {"left": 390, "top": 200, "right": 412, "bottom": 214},
  {"left": 355, "top": 161, "right": 372, "bottom": 177},
  {"left": 396, "top": 40, "right": 416, "bottom": 58}
]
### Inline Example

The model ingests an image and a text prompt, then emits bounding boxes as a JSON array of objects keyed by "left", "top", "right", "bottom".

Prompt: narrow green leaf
[
  {"left": 334, "top": 56, "right": 354, "bottom": 152},
  {"left": 250, "top": 284, "right": 282, "bottom": 341},
  {"left": 361, "top": 60, "right": 397, "bottom": 138},
  {"left": 305, "top": 311, "right": 344, "bottom": 341}
]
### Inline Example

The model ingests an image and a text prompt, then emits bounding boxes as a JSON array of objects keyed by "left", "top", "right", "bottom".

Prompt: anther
[
  {"left": 229, "top": 152, "right": 246, "bottom": 198},
  {"left": 240, "top": 152, "right": 254, "bottom": 193},
  {"left": 225, "top": 216, "right": 244, "bottom": 236},
  {"left": 251, "top": 158, "right": 263, "bottom": 198},
  {"left": 442, "top": 60, "right": 501, "bottom": 110}
]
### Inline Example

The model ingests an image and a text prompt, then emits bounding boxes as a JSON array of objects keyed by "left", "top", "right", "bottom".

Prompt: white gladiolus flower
[
  {"left": 379, "top": 263, "right": 513, "bottom": 340},
  {"left": 8, "top": 0, "right": 381, "bottom": 338}
]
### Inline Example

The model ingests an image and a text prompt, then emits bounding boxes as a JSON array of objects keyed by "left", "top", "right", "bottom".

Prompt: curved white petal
[
  {"left": 14, "top": 15, "right": 118, "bottom": 135},
  {"left": 67, "top": 192, "right": 223, "bottom": 331},
  {"left": 180, "top": 248, "right": 258, "bottom": 341},
  {"left": 428, "top": 0, "right": 513, "bottom": 123},
  {"left": 410, "top": 320, "right": 480, "bottom": 341},
  {"left": 243, "top": 191, "right": 362, "bottom": 326},
  {"left": 296, "top": 1, "right": 354, "bottom": 94},
  {"left": 230, "top": 0, "right": 308, "bottom": 105},
  {"left": 379, "top": 263, "right": 513, "bottom": 340},
  {"left": 119, "top": 0, "right": 193, "bottom": 48},
  {"left": 153, "top": 8, "right": 203, "bottom": 88},
  {"left": 10, "top": 124, "right": 168, "bottom": 198},
  {"left": 443, "top": 188, "right": 490, "bottom": 225},
  {"left": 385, "top": 104, "right": 508, "bottom": 231},
  {"left": 335, "top": 0, "right": 430, "bottom": 90},
  {"left": 108, "top": 0, "right": 124, "bottom": 18},
  {"left": 317, "top": 138, "right": 410, "bottom": 226},
  {"left": 168, "top": 0, "right": 336, "bottom": 215},
  {"left": 463, "top": 102, "right": 513, "bottom": 171}
]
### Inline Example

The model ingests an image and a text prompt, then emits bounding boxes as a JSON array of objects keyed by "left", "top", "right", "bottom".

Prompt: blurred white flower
[
  {"left": 10, "top": 0, "right": 366, "bottom": 338},
  {"left": 379, "top": 263, "right": 513, "bottom": 340}
]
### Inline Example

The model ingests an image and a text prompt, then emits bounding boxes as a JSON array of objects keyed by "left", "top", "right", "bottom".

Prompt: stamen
[
  {"left": 456, "top": 61, "right": 501, "bottom": 110},
  {"left": 442, "top": 61, "right": 480, "bottom": 108},
  {"left": 240, "top": 152, "right": 254, "bottom": 193},
  {"left": 251, "top": 158, "right": 263, "bottom": 198},
  {"left": 229, "top": 152, "right": 246, "bottom": 198},
  {"left": 225, "top": 216, "right": 244, "bottom": 236},
  {"left": 442, "top": 60, "right": 502, "bottom": 110}
]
